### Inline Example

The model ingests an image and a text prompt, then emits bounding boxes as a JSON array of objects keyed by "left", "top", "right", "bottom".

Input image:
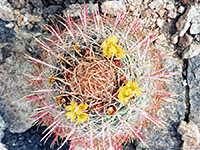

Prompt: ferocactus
[{"left": 24, "top": 6, "right": 176, "bottom": 150}]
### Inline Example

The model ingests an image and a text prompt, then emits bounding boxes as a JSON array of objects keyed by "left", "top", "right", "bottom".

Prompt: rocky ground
[{"left": 0, "top": 0, "right": 200, "bottom": 150}]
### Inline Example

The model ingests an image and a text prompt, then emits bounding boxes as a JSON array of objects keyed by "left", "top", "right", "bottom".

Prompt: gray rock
[
  {"left": 135, "top": 57, "right": 186, "bottom": 149},
  {"left": 177, "top": 6, "right": 185, "bottom": 14},
  {"left": 178, "top": 121, "right": 200, "bottom": 150},
  {"left": 176, "top": 4, "right": 199, "bottom": 37},
  {"left": 190, "top": 23, "right": 200, "bottom": 35},
  {"left": 0, "top": 0, "right": 14, "bottom": 21},
  {"left": 0, "top": 116, "right": 6, "bottom": 141},
  {"left": 183, "top": 44, "right": 200, "bottom": 59},
  {"left": 0, "top": 41, "right": 34, "bottom": 133},
  {"left": 178, "top": 34, "right": 193, "bottom": 48},
  {"left": 148, "top": 0, "right": 164, "bottom": 11},
  {"left": 171, "top": 33, "right": 178, "bottom": 44},
  {"left": 0, "top": 143, "right": 7, "bottom": 150},
  {"left": 102, "top": 1, "right": 126, "bottom": 16},
  {"left": 187, "top": 55, "right": 200, "bottom": 129}
]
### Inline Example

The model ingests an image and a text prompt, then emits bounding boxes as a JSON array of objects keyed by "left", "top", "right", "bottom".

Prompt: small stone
[
  {"left": 14, "top": 9, "right": 20, "bottom": 15},
  {"left": 5, "top": 22, "right": 14, "bottom": 28},
  {"left": 14, "top": 26, "right": 21, "bottom": 34},
  {"left": 183, "top": 44, "right": 200, "bottom": 59},
  {"left": 102, "top": 1, "right": 126, "bottom": 16},
  {"left": 183, "top": 80, "right": 187, "bottom": 86},
  {"left": 176, "top": 5, "right": 199, "bottom": 37},
  {"left": 178, "top": 34, "right": 193, "bottom": 48},
  {"left": 178, "top": 121, "right": 200, "bottom": 150},
  {"left": 170, "top": 34, "right": 178, "bottom": 44},
  {"left": 0, "top": 3, "right": 14, "bottom": 21},
  {"left": 0, "top": 143, "right": 7, "bottom": 150},
  {"left": 149, "top": 0, "right": 163, "bottom": 11},
  {"left": 17, "top": 15, "right": 23, "bottom": 26},
  {"left": 155, "top": 34, "right": 166, "bottom": 44},
  {"left": 23, "top": 16, "right": 28, "bottom": 23},
  {"left": 157, "top": 9, "right": 166, "bottom": 17},
  {"left": 191, "top": 16, "right": 200, "bottom": 24},
  {"left": 27, "top": 24, "right": 34, "bottom": 30},
  {"left": 181, "top": 0, "right": 190, "bottom": 5},
  {"left": 190, "top": 24, "right": 200, "bottom": 35},
  {"left": 19, "top": 0, "right": 25, "bottom": 7},
  {"left": 168, "top": 9, "right": 177, "bottom": 19},
  {"left": 177, "top": 6, "right": 185, "bottom": 14},
  {"left": 156, "top": 18, "right": 165, "bottom": 28},
  {"left": 166, "top": 2, "right": 175, "bottom": 11}
]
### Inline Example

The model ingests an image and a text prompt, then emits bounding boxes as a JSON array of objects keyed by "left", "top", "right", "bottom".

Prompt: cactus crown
[{"left": 25, "top": 5, "right": 176, "bottom": 150}]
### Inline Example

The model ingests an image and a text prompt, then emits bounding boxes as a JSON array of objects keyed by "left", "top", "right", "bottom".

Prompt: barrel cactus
[{"left": 24, "top": 6, "right": 176, "bottom": 150}]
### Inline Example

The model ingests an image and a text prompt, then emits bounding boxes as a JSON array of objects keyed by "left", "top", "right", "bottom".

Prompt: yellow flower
[
  {"left": 65, "top": 102, "right": 89, "bottom": 124},
  {"left": 77, "top": 113, "right": 88, "bottom": 125},
  {"left": 101, "top": 35, "right": 126, "bottom": 58},
  {"left": 118, "top": 81, "right": 142, "bottom": 104},
  {"left": 77, "top": 103, "right": 88, "bottom": 114},
  {"left": 126, "top": 81, "right": 142, "bottom": 96},
  {"left": 66, "top": 102, "right": 78, "bottom": 122}
]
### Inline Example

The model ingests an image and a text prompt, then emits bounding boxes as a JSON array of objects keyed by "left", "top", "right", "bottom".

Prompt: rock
[
  {"left": 5, "top": 23, "right": 14, "bottom": 29},
  {"left": 43, "top": 5, "right": 63, "bottom": 14},
  {"left": 0, "top": 116, "right": 6, "bottom": 141},
  {"left": 168, "top": 9, "right": 177, "bottom": 19},
  {"left": 155, "top": 33, "right": 167, "bottom": 43},
  {"left": 183, "top": 44, "right": 200, "bottom": 59},
  {"left": 178, "top": 34, "right": 193, "bottom": 48},
  {"left": 0, "top": 41, "right": 34, "bottom": 133},
  {"left": 0, "top": 20, "right": 15, "bottom": 43},
  {"left": 166, "top": 2, "right": 175, "bottom": 10},
  {"left": 0, "top": 0, "right": 14, "bottom": 21},
  {"left": 190, "top": 24, "right": 200, "bottom": 35},
  {"left": 14, "top": 9, "right": 20, "bottom": 15},
  {"left": 0, "top": 143, "right": 7, "bottom": 150},
  {"left": 27, "top": 24, "right": 34, "bottom": 30},
  {"left": 191, "top": 15, "right": 200, "bottom": 24},
  {"left": 181, "top": 0, "right": 190, "bottom": 5},
  {"left": 135, "top": 56, "right": 186, "bottom": 149},
  {"left": 148, "top": 0, "right": 164, "bottom": 11},
  {"left": 102, "top": 1, "right": 126, "bottom": 16},
  {"left": 176, "top": 4, "right": 199, "bottom": 37},
  {"left": 157, "top": 9, "right": 166, "bottom": 17},
  {"left": 156, "top": 18, "right": 165, "bottom": 28},
  {"left": 178, "top": 121, "right": 200, "bottom": 150},
  {"left": 187, "top": 55, "right": 200, "bottom": 129},
  {"left": 171, "top": 33, "right": 178, "bottom": 44},
  {"left": 29, "top": 0, "right": 45, "bottom": 9},
  {"left": 177, "top": 6, "right": 185, "bottom": 14},
  {"left": 14, "top": 26, "right": 21, "bottom": 34}
]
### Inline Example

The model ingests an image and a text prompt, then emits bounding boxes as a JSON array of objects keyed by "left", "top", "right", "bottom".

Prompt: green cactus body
[{"left": 25, "top": 6, "right": 176, "bottom": 150}]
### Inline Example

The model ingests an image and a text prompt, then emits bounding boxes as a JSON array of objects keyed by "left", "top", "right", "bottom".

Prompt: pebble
[
  {"left": 14, "top": 26, "right": 21, "bottom": 34},
  {"left": 27, "top": 24, "right": 34, "bottom": 30},
  {"left": 156, "top": 18, "right": 165, "bottom": 28},
  {"left": 168, "top": 9, "right": 177, "bottom": 18},
  {"left": 183, "top": 44, "right": 200, "bottom": 59},
  {"left": 190, "top": 24, "right": 200, "bottom": 35},
  {"left": 157, "top": 9, "right": 166, "bottom": 17},
  {"left": 5, "top": 22, "right": 14, "bottom": 28},
  {"left": 177, "top": 6, "right": 185, "bottom": 14},
  {"left": 14, "top": 9, "right": 20, "bottom": 15},
  {"left": 170, "top": 33, "right": 178, "bottom": 44},
  {"left": 178, "top": 34, "right": 193, "bottom": 48},
  {"left": 155, "top": 33, "right": 167, "bottom": 44},
  {"left": 102, "top": 1, "right": 126, "bottom": 16}
]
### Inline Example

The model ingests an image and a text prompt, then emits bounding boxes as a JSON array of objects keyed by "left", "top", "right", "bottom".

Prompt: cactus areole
[{"left": 24, "top": 6, "right": 176, "bottom": 150}]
